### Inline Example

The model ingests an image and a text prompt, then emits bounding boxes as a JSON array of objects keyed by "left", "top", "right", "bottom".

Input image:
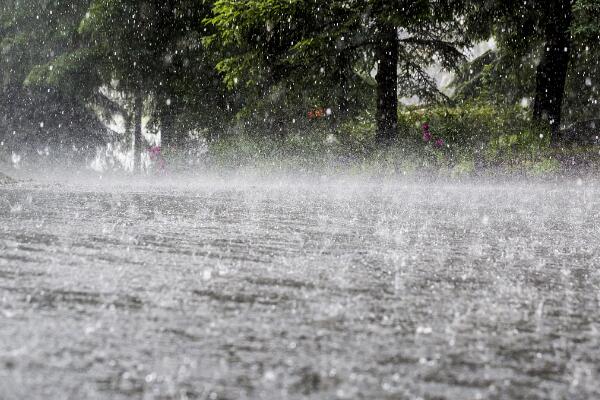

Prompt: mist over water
[{"left": 1, "top": 170, "right": 599, "bottom": 399}]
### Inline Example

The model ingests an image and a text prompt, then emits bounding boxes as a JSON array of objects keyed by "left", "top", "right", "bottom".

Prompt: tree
[
  {"left": 208, "top": 0, "right": 469, "bottom": 144},
  {"left": 567, "top": 0, "right": 600, "bottom": 123},
  {"left": 456, "top": 0, "right": 599, "bottom": 144},
  {"left": 0, "top": 0, "right": 107, "bottom": 160},
  {"left": 532, "top": 0, "right": 573, "bottom": 142},
  {"left": 77, "top": 0, "right": 169, "bottom": 171},
  {"left": 24, "top": 0, "right": 235, "bottom": 171},
  {"left": 79, "top": 0, "right": 236, "bottom": 164}
]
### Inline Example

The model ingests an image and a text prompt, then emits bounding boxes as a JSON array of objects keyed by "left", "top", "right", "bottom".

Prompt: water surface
[{"left": 1, "top": 176, "right": 599, "bottom": 399}]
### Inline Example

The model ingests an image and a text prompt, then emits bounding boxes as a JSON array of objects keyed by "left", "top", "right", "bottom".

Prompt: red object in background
[
  {"left": 308, "top": 107, "right": 326, "bottom": 120},
  {"left": 423, "top": 122, "right": 445, "bottom": 148}
]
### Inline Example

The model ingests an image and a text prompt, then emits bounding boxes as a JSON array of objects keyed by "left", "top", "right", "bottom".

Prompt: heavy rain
[{"left": 1, "top": 1, "right": 600, "bottom": 399}]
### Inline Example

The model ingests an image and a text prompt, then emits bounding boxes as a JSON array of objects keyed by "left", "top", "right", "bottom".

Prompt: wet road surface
[{"left": 1, "top": 176, "right": 600, "bottom": 399}]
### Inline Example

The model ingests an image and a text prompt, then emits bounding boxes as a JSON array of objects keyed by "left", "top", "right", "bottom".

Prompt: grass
[{"left": 177, "top": 128, "right": 600, "bottom": 178}]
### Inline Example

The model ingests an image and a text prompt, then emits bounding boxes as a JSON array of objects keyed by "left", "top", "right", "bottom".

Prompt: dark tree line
[{"left": 1, "top": 0, "right": 599, "bottom": 168}]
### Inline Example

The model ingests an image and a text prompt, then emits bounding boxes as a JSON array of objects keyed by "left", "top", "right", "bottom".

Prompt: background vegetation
[{"left": 1, "top": 0, "right": 599, "bottom": 174}]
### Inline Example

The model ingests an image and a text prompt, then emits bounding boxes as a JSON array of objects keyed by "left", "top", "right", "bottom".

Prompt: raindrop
[{"left": 202, "top": 269, "right": 212, "bottom": 281}]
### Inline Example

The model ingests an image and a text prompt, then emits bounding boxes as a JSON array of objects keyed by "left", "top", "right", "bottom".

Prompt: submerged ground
[{"left": 1, "top": 173, "right": 599, "bottom": 399}]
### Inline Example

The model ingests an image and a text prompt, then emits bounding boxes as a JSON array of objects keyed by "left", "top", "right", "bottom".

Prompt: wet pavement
[{"left": 1, "top": 176, "right": 599, "bottom": 399}]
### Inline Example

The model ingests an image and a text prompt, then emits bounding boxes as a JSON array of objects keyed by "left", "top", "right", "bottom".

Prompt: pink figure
[
  {"left": 148, "top": 146, "right": 160, "bottom": 158},
  {"left": 148, "top": 146, "right": 166, "bottom": 173},
  {"left": 434, "top": 138, "right": 445, "bottom": 148},
  {"left": 422, "top": 123, "right": 432, "bottom": 142}
]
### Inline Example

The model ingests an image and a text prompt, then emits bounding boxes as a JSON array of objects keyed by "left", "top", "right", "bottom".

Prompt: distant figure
[
  {"left": 148, "top": 146, "right": 166, "bottom": 174},
  {"left": 422, "top": 122, "right": 432, "bottom": 142}
]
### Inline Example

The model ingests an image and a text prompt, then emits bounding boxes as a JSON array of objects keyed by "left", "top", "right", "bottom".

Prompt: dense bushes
[
  {"left": 200, "top": 101, "right": 589, "bottom": 175},
  {"left": 395, "top": 103, "right": 553, "bottom": 169},
  {"left": 398, "top": 103, "right": 533, "bottom": 147}
]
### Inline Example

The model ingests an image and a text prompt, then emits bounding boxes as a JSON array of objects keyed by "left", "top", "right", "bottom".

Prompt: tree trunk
[
  {"left": 133, "top": 93, "right": 143, "bottom": 173},
  {"left": 160, "top": 104, "right": 176, "bottom": 150},
  {"left": 533, "top": 0, "right": 573, "bottom": 145},
  {"left": 375, "top": 23, "right": 399, "bottom": 145},
  {"left": 333, "top": 54, "right": 351, "bottom": 120}
]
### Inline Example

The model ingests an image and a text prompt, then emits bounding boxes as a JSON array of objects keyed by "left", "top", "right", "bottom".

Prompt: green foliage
[
  {"left": 25, "top": 47, "right": 102, "bottom": 98},
  {"left": 206, "top": 129, "right": 348, "bottom": 171},
  {"left": 0, "top": 0, "right": 92, "bottom": 84},
  {"left": 33, "top": 1, "right": 234, "bottom": 145},
  {"left": 0, "top": 0, "right": 109, "bottom": 154},
  {"left": 338, "top": 112, "right": 378, "bottom": 154},
  {"left": 457, "top": 0, "right": 600, "bottom": 125},
  {"left": 451, "top": 156, "right": 476, "bottom": 176},
  {"left": 573, "top": 0, "right": 600, "bottom": 37},
  {"left": 396, "top": 103, "right": 532, "bottom": 148},
  {"left": 485, "top": 126, "right": 550, "bottom": 162},
  {"left": 1, "top": 0, "right": 600, "bottom": 172},
  {"left": 452, "top": 49, "right": 538, "bottom": 107},
  {"left": 530, "top": 157, "right": 561, "bottom": 175},
  {"left": 208, "top": 0, "right": 472, "bottom": 138}
]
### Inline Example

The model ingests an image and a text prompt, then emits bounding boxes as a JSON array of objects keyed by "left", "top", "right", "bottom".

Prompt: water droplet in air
[{"left": 202, "top": 269, "right": 212, "bottom": 281}]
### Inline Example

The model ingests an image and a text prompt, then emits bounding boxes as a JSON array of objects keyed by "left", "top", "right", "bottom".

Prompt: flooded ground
[{"left": 1, "top": 175, "right": 599, "bottom": 399}]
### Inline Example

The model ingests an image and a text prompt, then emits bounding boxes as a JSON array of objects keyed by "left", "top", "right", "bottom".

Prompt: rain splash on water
[{"left": 1, "top": 172, "right": 600, "bottom": 399}]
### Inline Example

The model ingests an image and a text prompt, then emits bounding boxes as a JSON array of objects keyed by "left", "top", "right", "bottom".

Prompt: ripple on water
[{"left": 1, "top": 180, "right": 600, "bottom": 399}]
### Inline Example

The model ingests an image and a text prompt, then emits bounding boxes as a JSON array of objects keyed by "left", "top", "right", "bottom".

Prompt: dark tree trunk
[
  {"left": 333, "top": 54, "right": 351, "bottom": 120},
  {"left": 375, "top": 23, "right": 399, "bottom": 145},
  {"left": 533, "top": 0, "right": 573, "bottom": 145},
  {"left": 160, "top": 103, "right": 176, "bottom": 150},
  {"left": 133, "top": 93, "right": 143, "bottom": 173}
]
